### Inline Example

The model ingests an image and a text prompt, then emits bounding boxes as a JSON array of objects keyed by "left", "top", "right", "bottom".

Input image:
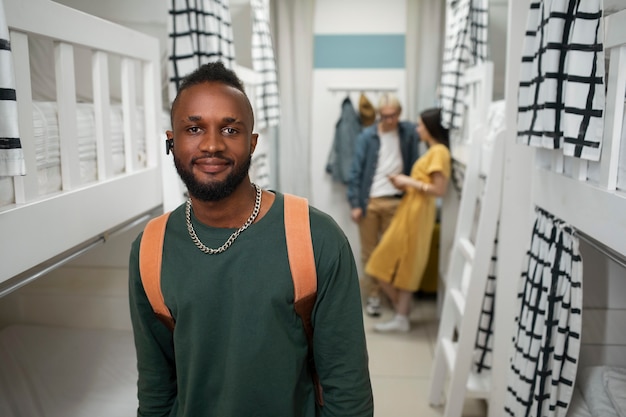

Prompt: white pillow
[
  {"left": 604, "top": 367, "right": 626, "bottom": 417},
  {"left": 577, "top": 366, "right": 619, "bottom": 417}
]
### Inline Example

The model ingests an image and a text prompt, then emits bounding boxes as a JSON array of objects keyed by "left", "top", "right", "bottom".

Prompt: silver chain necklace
[{"left": 185, "top": 184, "right": 262, "bottom": 255}]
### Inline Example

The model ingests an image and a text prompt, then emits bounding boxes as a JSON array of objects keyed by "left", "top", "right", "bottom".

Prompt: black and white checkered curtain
[
  {"left": 439, "top": 0, "right": 489, "bottom": 130},
  {"left": 250, "top": 148, "right": 270, "bottom": 188},
  {"left": 251, "top": 0, "right": 279, "bottom": 130},
  {"left": 167, "top": 0, "right": 236, "bottom": 102},
  {"left": 517, "top": 0, "right": 604, "bottom": 161},
  {"left": 473, "top": 229, "right": 498, "bottom": 374},
  {"left": 504, "top": 207, "right": 583, "bottom": 417},
  {"left": 0, "top": 0, "right": 24, "bottom": 177}
]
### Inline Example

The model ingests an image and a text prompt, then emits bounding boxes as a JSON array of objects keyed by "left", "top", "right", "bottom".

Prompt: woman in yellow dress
[{"left": 365, "top": 107, "right": 451, "bottom": 332}]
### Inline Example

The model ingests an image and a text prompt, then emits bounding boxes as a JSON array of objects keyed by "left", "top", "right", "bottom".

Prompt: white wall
[{"left": 578, "top": 241, "right": 626, "bottom": 368}]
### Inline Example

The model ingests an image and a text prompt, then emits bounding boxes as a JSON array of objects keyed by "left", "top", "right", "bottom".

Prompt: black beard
[{"left": 174, "top": 153, "right": 252, "bottom": 202}]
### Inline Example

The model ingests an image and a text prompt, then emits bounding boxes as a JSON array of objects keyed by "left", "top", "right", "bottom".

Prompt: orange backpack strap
[
  {"left": 138, "top": 211, "right": 175, "bottom": 331},
  {"left": 284, "top": 194, "right": 317, "bottom": 309},
  {"left": 283, "top": 193, "right": 323, "bottom": 406}
]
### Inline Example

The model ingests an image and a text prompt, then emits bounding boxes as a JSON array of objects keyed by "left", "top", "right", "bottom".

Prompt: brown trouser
[{"left": 359, "top": 196, "right": 401, "bottom": 299}]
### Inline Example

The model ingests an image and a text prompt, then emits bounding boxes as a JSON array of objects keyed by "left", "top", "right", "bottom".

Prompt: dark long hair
[{"left": 420, "top": 108, "right": 449, "bottom": 148}]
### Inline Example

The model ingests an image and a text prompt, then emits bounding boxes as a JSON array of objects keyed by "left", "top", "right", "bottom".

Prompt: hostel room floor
[{"left": 364, "top": 295, "right": 488, "bottom": 417}]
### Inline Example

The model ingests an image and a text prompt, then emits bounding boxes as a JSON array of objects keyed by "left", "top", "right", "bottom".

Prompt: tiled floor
[{"left": 364, "top": 295, "right": 488, "bottom": 417}]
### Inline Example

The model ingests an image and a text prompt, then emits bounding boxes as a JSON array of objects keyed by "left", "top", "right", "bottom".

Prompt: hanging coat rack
[{"left": 326, "top": 85, "right": 398, "bottom": 94}]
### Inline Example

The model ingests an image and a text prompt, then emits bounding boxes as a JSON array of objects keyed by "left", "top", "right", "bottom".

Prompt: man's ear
[
  {"left": 165, "top": 131, "right": 174, "bottom": 155},
  {"left": 250, "top": 133, "right": 259, "bottom": 154}
]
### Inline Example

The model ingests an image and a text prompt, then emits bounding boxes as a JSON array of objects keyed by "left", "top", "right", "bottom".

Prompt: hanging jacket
[{"left": 326, "top": 97, "right": 362, "bottom": 184}]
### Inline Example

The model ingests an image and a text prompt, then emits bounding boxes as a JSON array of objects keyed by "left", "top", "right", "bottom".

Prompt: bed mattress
[
  {"left": 566, "top": 365, "right": 626, "bottom": 417},
  {"left": 0, "top": 324, "right": 137, "bottom": 417},
  {"left": 0, "top": 101, "right": 146, "bottom": 207}
]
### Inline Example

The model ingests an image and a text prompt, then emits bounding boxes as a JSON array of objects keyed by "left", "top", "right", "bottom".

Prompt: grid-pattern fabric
[
  {"left": 251, "top": 0, "right": 279, "bottom": 130},
  {"left": 249, "top": 131, "right": 271, "bottom": 189},
  {"left": 250, "top": 151, "right": 270, "bottom": 189},
  {"left": 0, "top": 1, "right": 24, "bottom": 176},
  {"left": 439, "top": 0, "right": 489, "bottom": 130},
  {"left": 504, "top": 207, "right": 583, "bottom": 417},
  {"left": 167, "top": 0, "right": 236, "bottom": 102},
  {"left": 517, "top": 0, "right": 604, "bottom": 161},
  {"left": 450, "top": 158, "right": 466, "bottom": 198},
  {"left": 473, "top": 228, "right": 498, "bottom": 374}
]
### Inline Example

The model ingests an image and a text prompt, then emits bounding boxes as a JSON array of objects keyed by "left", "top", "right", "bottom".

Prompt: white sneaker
[
  {"left": 374, "top": 315, "right": 410, "bottom": 333},
  {"left": 365, "top": 296, "right": 382, "bottom": 317}
]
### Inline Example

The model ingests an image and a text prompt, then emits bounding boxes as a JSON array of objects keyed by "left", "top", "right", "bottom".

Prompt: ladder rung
[
  {"left": 440, "top": 337, "right": 491, "bottom": 399},
  {"left": 459, "top": 237, "right": 475, "bottom": 261},
  {"left": 461, "top": 264, "right": 472, "bottom": 295},
  {"left": 467, "top": 372, "right": 491, "bottom": 399},
  {"left": 441, "top": 337, "right": 456, "bottom": 372},
  {"left": 450, "top": 288, "right": 465, "bottom": 316}
]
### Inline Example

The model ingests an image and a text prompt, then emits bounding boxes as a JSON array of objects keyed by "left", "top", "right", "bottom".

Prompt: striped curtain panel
[
  {"left": 167, "top": 0, "right": 236, "bottom": 101},
  {"left": 517, "top": 0, "right": 604, "bottom": 161},
  {"left": 504, "top": 207, "right": 583, "bottom": 417},
  {"left": 439, "top": 0, "right": 489, "bottom": 130},
  {"left": 0, "top": 0, "right": 24, "bottom": 177},
  {"left": 251, "top": 0, "right": 279, "bottom": 130}
]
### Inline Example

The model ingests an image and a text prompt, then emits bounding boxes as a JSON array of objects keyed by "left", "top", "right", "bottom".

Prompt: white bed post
[
  {"left": 55, "top": 41, "right": 81, "bottom": 191},
  {"left": 9, "top": 30, "right": 37, "bottom": 203},
  {"left": 92, "top": 51, "right": 113, "bottom": 180},
  {"left": 600, "top": 19, "right": 626, "bottom": 191},
  {"left": 142, "top": 59, "right": 161, "bottom": 171},
  {"left": 142, "top": 53, "right": 166, "bottom": 210},
  {"left": 488, "top": 0, "right": 534, "bottom": 415},
  {"left": 121, "top": 57, "right": 139, "bottom": 174}
]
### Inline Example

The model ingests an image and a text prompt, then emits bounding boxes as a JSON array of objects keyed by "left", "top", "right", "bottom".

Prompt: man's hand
[{"left": 351, "top": 207, "right": 363, "bottom": 223}]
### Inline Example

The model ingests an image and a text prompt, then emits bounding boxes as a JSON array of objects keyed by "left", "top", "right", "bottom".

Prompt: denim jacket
[
  {"left": 347, "top": 121, "right": 420, "bottom": 213},
  {"left": 326, "top": 97, "right": 363, "bottom": 184}
]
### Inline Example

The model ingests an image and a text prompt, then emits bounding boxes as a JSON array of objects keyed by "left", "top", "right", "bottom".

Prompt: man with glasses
[{"left": 347, "top": 93, "right": 420, "bottom": 317}]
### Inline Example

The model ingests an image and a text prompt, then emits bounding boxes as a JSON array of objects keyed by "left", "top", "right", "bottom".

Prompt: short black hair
[
  {"left": 177, "top": 61, "right": 246, "bottom": 95},
  {"left": 170, "top": 61, "right": 253, "bottom": 128}
]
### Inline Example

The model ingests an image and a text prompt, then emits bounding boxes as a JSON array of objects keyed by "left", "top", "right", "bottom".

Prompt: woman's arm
[{"left": 389, "top": 171, "right": 448, "bottom": 197}]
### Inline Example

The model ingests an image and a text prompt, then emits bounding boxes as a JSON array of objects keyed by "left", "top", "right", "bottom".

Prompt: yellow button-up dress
[{"left": 365, "top": 143, "right": 451, "bottom": 291}]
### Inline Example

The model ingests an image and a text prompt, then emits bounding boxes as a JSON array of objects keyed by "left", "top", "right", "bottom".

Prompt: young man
[
  {"left": 347, "top": 94, "right": 420, "bottom": 317},
  {"left": 128, "top": 62, "right": 373, "bottom": 417}
]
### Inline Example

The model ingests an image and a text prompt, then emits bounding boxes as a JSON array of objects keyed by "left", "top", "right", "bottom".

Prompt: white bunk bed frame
[
  {"left": 531, "top": 10, "right": 626, "bottom": 255},
  {"left": 0, "top": 0, "right": 164, "bottom": 290},
  {"left": 489, "top": 3, "right": 626, "bottom": 417},
  {"left": 448, "top": 62, "right": 494, "bottom": 168},
  {"left": 434, "top": 3, "right": 626, "bottom": 416},
  {"left": 0, "top": 1, "right": 165, "bottom": 415}
]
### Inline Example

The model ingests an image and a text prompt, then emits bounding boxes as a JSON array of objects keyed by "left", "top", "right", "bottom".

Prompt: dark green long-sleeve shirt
[{"left": 129, "top": 192, "right": 373, "bottom": 417}]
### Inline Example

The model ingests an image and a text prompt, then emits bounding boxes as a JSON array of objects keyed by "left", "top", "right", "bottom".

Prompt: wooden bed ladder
[{"left": 428, "top": 128, "right": 505, "bottom": 417}]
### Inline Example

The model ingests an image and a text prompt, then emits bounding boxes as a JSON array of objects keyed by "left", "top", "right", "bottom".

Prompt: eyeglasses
[{"left": 379, "top": 112, "right": 399, "bottom": 121}]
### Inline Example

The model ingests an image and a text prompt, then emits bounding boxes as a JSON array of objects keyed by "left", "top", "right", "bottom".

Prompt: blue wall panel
[{"left": 314, "top": 34, "right": 405, "bottom": 69}]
